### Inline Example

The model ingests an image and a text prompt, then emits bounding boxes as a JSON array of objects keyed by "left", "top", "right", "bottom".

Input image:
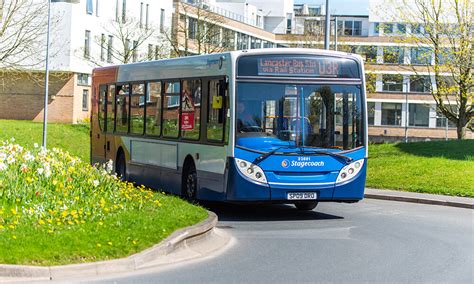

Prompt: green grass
[
  {"left": 0, "top": 120, "right": 89, "bottom": 161},
  {"left": 367, "top": 140, "right": 474, "bottom": 197},
  {"left": 0, "top": 197, "right": 207, "bottom": 266},
  {"left": 0, "top": 119, "right": 208, "bottom": 265},
  {"left": 1, "top": 120, "right": 472, "bottom": 197}
]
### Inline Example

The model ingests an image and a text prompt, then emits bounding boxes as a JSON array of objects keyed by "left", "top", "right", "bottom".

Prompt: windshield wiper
[
  {"left": 253, "top": 146, "right": 284, "bottom": 165},
  {"left": 301, "top": 149, "right": 353, "bottom": 164}
]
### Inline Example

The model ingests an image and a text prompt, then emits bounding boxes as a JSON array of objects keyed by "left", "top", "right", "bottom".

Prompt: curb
[
  {"left": 0, "top": 211, "right": 224, "bottom": 280},
  {"left": 364, "top": 189, "right": 474, "bottom": 209}
]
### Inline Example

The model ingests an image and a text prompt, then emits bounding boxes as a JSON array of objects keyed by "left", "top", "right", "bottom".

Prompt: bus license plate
[{"left": 287, "top": 192, "right": 317, "bottom": 200}]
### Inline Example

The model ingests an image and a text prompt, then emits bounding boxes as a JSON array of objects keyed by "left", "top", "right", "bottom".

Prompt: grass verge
[
  {"left": 367, "top": 140, "right": 474, "bottom": 197},
  {"left": 0, "top": 120, "right": 89, "bottom": 162},
  {"left": 0, "top": 139, "right": 207, "bottom": 266}
]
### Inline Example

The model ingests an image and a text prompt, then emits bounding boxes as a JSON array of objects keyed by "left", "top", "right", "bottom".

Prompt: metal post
[
  {"left": 324, "top": 0, "right": 330, "bottom": 50},
  {"left": 42, "top": 0, "right": 52, "bottom": 148},
  {"left": 404, "top": 87, "right": 408, "bottom": 143},
  {"left": 445, "top": 116, "right": 448, "bottom": 141},
  {"left": 334, "top": 16, "right": 338, "bottom": 51}
]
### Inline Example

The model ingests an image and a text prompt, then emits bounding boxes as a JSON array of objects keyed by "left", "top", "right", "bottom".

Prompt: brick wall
[{"left": 0, "top": 71, "right": 90, "bottom": 123}]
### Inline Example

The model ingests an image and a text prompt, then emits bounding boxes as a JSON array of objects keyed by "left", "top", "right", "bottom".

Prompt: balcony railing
[{"left": 180, "top": 0, "right": 261, "bottom": 28}]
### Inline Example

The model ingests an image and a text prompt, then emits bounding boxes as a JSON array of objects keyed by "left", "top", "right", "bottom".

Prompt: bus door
[
  {"left": 104, "top": 84, "right": 116, "bottom": 162},
  {"left": 92, "top": 84, "right": 107, "bottom": 163}
]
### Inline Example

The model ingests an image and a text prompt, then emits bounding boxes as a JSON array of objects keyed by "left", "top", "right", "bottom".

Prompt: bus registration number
[{"left": 287, "top": 192, "right": 317, "bottom": 200}]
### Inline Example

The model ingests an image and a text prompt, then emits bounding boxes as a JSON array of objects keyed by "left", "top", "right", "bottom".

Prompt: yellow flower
[
  {"left": 38, "top": 220, "right": 45, "bottom": 225},
  {"left": 12, "top": 236, "right": 17, "bottom": 240},
  {"left": 97, "top": 243, "right": 102, "bottom": 247},
  {"left": 8, "top": 225, "right": 14, "bottom": 229},
  {"left": 47, "top": 218, "right": 53, "bottom": 223},
  {"left": 98, "top": 221, "right": 104, "bottom": 226},
  {"left": 10, "top": 208, "right": 17, "bottom": 215},
  {"left": 0, "top": 225, "right": 4, "bottom": 229},
  {"left": 108, "top": 242, "right": 113, "bottom": 246}
]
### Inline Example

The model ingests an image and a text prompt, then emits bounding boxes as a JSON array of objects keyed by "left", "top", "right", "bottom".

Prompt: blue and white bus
[{"left": 91, "top": 48, "right": 368, "bottom": 210}]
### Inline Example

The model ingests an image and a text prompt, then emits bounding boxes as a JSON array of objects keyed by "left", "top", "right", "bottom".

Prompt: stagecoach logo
[{"left": 281, "top": 157, "right": 325, "bottom": 169}]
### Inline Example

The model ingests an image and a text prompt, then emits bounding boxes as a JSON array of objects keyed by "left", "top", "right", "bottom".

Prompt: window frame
[{"left": 99, "top": 76, "right": 229, "bottom": 146}]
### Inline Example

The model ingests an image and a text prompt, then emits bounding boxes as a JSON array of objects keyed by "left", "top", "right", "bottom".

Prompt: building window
[
  {"left": 160, "top": 9, "right": 165, "bottom": 33},
  {"left": 286, "top": 13, "right": 292, "bottom": 34},
  {"left": 148, "top": 44, "right": 153, "bottom": 60},
  {"left": 353, "top": 21, "right": 362, "bottom": 36},
  {"left": 409, "top": 104, "right": 430, "bottom": 127},
  {"left": 352, "top": 46, "right": 377, "bottom": 63},
  {"left": 436, "top": 111, "right": 456, "bottom": 128},
  {"left": 397, "top": 23, "right": 406, "bottom": 34},
  {"left": 410, "top": 75, "right": 431, "bottom": 93},
  {"left": 84, "top": 30, "right": 91, "bottom": 58},
  {"left": 367, "top": 102, "right": 375, "bottom": 125},
  {"left": 86, "top": 0, "right": 93, "bottom": 15},
  {"left": 411, "top": 47, "right": 432, "bottom": 65},
  {"left": 382, "top": 74, "right": 404, "bottom": 92},
  {"left": 188, "top": 17, "right": 197, "bottom": 39},
  {"left": 100, "top": 34, "right": 106, "bottom": 61},
  {"left": 374, "top": 22, "right": 380, "bottom": 35},
  {"left": 146, "top": 4, "right": 149, "bottom": 29},
  {"left": 132, "top": 40, "right": 138, "bottom": 62},
  {"left": 107, "top": 35, "right": 113, "bottom": 63},
  {"left": 122, "top": 0, "right": 127, "bottom": 22},
  {"left": 412, "top": 24, "right": 423, "bottom": 35},
  {"left": 383, "top": 23, "right": 394, "bottom": 34},
  {"left": 256, "top": 15, "right": 262, "bottom": 27},
  {"left": 140, "top": 2, "right": 143, "bottom": 28},
  {"left": 77, "top": 73, "right": 90, "bottom": 86},
  {"left": 383, "top": 46, "right": 404, "bottom": 64},
  {"left": 381, "top": 103, "right": 402, "bottom": 126},
  {"left": 82, "top": 90, "right": 89, "bottom": 111},
  {"left": 115, "top": 0, "right": 119, "bottom": 21},
  {"left": 155, "top": 46, "right": 160, "bottom": 60}
]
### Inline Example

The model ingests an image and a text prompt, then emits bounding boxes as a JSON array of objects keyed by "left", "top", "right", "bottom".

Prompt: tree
[
  {"left": 387, "top": 0, "right": 473, "bottom": 139},
  {"left": 166, "top": 1, "right": 228, "bottom": 57},
  {"left": 82, "top": 16, "right": 167, "bottom": 66}
]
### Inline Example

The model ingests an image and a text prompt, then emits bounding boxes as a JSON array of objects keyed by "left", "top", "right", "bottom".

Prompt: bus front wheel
[
  {"left": 294, "top": 201, "right": 318, "bottom": 211},
  {"left": 182, "top": 164, "right": 197, "bottom": 202}
]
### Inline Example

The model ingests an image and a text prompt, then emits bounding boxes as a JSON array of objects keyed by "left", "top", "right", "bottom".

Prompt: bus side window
[
  {"left": 106, "top": 85, "right": 116, "bottom": 133},
  {"left": 98, "top": 85, "right": 107, "bottom": 132},
  {"left": 130, "top": 83, "right": 145, "bottom": 135},
  {"left": 162, "top": 81, "right": 180, "bottom": 138},
  {"left": 115, "top": 84, "right": 130, "bottom": 133},
  {"left": 207, "top": 79, "right": 225, "bottom": 142},
  {"left": 145, "top": 81, "right": 162, "bottom": 136}
]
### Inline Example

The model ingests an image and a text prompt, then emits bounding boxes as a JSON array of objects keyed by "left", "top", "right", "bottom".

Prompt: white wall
[{"left": 48, "top": 0, "right": 173, "bottom": 73}]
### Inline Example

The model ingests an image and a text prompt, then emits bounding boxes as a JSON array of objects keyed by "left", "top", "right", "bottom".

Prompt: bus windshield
[{"left": 236, "top": 83, "right": 364, "bottom": 151}]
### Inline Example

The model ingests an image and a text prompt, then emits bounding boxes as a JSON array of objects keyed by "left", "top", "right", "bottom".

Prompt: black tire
[
  {"left": 294, "top": 201, "right": 318, "bottom": 211},
  {"left": 182, "top": 164, "right": 197, "bottom": 202},
  {"left": 115, "top": 152, "right": 127, "bottom": 181}
]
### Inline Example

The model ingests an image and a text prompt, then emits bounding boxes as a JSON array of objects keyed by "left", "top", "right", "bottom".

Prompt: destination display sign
[{"left": 238, "top": 55, "right": 360, "bottom": 78}]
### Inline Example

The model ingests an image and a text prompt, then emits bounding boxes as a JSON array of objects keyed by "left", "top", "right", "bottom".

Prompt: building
[
  {"left": 1, "top": 0, "right": 471, "bottom": 139},
  {"left": 0, "top": 0, "right": 173, "bottom": 123}
]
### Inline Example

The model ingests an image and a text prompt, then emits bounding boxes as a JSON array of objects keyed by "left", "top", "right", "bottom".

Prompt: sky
[{"left": 294, "top": 0, "right": 370, "bottom": 16}]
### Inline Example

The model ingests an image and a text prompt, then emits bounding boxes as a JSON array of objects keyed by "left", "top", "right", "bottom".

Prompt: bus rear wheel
[
  {"left": 182, "top": 164, "right": 197, "bottom": 202},
  {"left": 294, "top": 201, "right": 318, "bottom": 211}
]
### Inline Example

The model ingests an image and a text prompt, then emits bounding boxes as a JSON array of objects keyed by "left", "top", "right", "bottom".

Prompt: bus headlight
[
  {"left": 235, "top": 158, "right": 267, "bottom": 184},
  {"left": 336, "top": 159, "right": 365, "bottom": 184}
]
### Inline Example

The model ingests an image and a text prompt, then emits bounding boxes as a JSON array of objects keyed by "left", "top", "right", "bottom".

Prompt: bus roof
[{"left": 93, "top": 48, "right": 363, "bottom": 83}]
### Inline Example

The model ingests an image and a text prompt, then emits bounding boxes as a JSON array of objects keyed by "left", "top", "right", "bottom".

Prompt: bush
[{"left": 0, "top": 138, "right": 163, "bottom": 233}]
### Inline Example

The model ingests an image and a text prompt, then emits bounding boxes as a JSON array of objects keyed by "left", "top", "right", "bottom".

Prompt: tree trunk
[{"left": 456, "top": 124, "right": 465, "bottom": 140}]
